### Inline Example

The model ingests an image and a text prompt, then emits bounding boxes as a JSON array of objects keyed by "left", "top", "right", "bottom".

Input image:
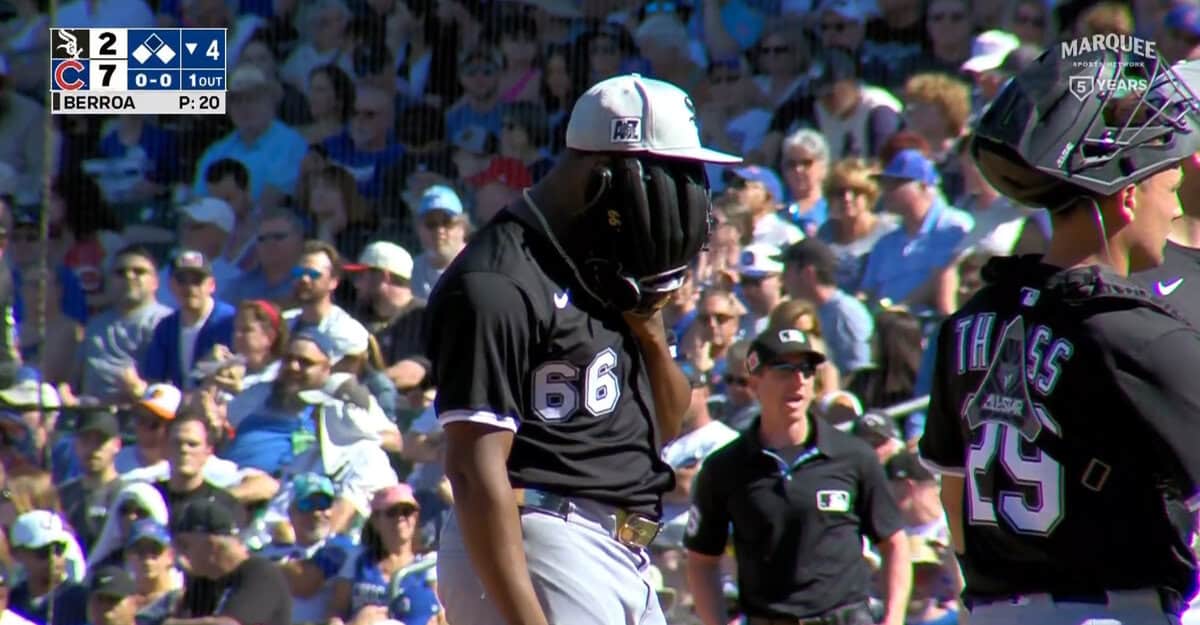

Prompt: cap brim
[
  {"left": 137, "top": 401, "right": 176, "bottom": 421},
  {"left": 646, "top": 146, "right": 744, "bottom": 165},
  {"left": 961, "top": 53, "right": 1007, "bottom": 73}
]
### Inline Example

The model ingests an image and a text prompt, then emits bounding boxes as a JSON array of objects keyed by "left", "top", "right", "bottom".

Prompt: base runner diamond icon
[
  {"left": 156, "top": 44, "right": 176, "bottom": 63},
  {"left": 132, "top": 45, "right": 152, "bottom": 64},
  {"left": 144, "top": 33, "right": 164, "bottom": 52}
]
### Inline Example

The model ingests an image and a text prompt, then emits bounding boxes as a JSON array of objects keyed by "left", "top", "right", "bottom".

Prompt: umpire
[
  {"left": 429, "top": 73, "right": 740, "bottom": 625},
  {"left": 685, "top": 328, "right": 911, "bottom": 625}
]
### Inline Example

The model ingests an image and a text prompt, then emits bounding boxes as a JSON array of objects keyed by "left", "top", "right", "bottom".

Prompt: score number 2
[{"left": 966, "top": 422, "right": 1064, "bottom": 535}]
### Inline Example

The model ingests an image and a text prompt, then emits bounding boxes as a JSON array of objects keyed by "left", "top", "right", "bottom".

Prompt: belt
[
  {"left": 748, "top": 601, "right": 872, "bottom": 625},
  {"left": 513, "top": 488, "right": 662, "bottom": 550}
]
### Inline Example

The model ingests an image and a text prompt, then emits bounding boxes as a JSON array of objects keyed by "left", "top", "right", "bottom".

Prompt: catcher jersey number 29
[{"left": 952, "top": 312, "right": 1075, "bottom": 537}]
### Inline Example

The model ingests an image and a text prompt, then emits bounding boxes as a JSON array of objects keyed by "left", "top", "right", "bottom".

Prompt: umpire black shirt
[{"left": 685, "top": 414, "right": 904, "bottom": 619}]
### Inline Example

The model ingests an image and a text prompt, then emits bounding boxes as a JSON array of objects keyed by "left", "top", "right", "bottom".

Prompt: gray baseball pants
[{"left": 437, "top": 498, "right": 666, "bottom": 625}]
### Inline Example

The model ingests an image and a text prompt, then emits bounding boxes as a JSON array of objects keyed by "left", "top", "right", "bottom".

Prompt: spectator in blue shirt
[
  {"left": 859, "top": 149, "right": 974, "bottom": 314},
  {"left": 139, "top": 251, "right": 236, "bottom": 390},
  {"left": 192, "top": 64, "right": 307, "bottom": 209},
  {"left": 778, "top": 237, "right": 874, "bottom": 378},
  {"left": 321, "top": 84, "right": 405, "bottom": 200},
  {"left": 445, "top": 47, "right": 504, "bottom": 142}
]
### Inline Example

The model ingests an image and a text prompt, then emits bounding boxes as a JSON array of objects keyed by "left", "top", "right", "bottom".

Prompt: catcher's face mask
[{"left": 579, "top": 155, "right": 713, "bottom": 314}]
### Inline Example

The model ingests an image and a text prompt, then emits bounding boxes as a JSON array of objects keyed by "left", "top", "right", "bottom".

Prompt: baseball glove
[{"left": 584, "top": 157, "right": 712, "bottom": 315}]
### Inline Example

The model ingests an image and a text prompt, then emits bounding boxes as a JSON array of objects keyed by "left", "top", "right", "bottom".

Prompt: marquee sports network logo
[{"left": 1061, "top": 34, "right": 1156, "bottom": 102}]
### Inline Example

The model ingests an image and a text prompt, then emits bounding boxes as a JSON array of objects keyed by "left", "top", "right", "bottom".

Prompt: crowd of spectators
[{"left": 1, "top": 0, "right": 1200, "bottom": 624}]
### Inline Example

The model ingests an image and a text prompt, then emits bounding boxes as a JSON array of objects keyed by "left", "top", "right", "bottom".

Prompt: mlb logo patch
[
  {"left": 816, "top": 490, "right": 850, "bottom": 512},
  {"left": 611, "top": 117, "right": 642, "bottom": 143}
]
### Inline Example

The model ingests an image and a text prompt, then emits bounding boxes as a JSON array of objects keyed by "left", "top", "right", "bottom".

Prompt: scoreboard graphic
[{"left": 50, "top": 28, "right": 226, "bottom": 115}]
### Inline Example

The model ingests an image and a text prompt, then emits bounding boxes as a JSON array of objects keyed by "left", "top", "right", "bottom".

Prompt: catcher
[{"left": 428, "top": 74, "right": 740, "bottom": 625}]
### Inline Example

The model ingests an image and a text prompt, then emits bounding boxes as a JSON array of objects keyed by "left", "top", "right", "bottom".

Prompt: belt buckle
[{"left": 615, "top": 510, "right": 661, "bottom": 548}]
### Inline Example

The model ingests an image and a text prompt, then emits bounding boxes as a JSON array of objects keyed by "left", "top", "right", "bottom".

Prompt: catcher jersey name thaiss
[{"left": 919, "top": 256, "right": 1200, "bottom": 602}]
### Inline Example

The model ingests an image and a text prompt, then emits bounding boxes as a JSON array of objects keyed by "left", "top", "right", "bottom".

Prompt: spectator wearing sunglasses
[
  {"left": 411, "top": 186, "right": 469, "bottom": 301},
  {"left": 8, "top": 511, "right": 88, "bottom": 625},
  {"left": 713, "top": 340, "right": 760, "bottom": 430},
  {"left": 222, "top": 329, "right": 398, "bottom": 531},
  {"left": 445, "top": 47, "right": 504, "bottom": 145},
  {"left": 282, "top": 240, "right": 371, "bottom": 370},
  {"left": 156, "top": 198, "right": 243, "bottom": 310},
  {"left": 327, "top": 484, "right": 439, "bottom": 625},
  {"left": 737, "top": 243, "right": 785, "bottom": 338},
  {"left": 123, "top": 520, "right": 184, "bottom": 625},
  {"left": 139, "top": 251, "right": 237, "bottom": 391},
  {"left": 75, "top": 245, "right": 171, "bottom": 405},
  {"left": 222, "top": 208, "right": 307, "bottom": 307},
  {"left": 686, "top": 328, "right": 911, "bottom": 625},
  {"left": 266, "top": 473, "right": 353, "bottom": 625}
]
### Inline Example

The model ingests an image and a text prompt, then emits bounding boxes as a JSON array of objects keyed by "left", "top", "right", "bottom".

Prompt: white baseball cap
[
  {"left": 738, "top": 243, "right": 784, "bottom": 277},
  {"left": 10, "top": 510, "right": 71, "bottom": 549},
  {"left": 565, "top": 74, "right": 742, "bottom": 164},
  {"left": 0, "top": 380, "right": 60, "bottom": 409},
  {"left": 819, "top": 0, "right": 867, "bottom": 22},
  {"left": 961, "top": 30, "right": 1021, "bottom": 74},
  {"left": 345, "top": 241, "right": 414, "bottom": 281},
  {"left": 181, "top": 197, "right": 236, "bottom": 233}
]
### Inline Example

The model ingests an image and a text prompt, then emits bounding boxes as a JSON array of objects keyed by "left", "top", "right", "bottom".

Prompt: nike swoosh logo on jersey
[
  {"left": 553, "top": 291, "right": 569, "bottom": 309},
  {"left": 1157, "top": 277, "right": 1184, "bottom": 296}
]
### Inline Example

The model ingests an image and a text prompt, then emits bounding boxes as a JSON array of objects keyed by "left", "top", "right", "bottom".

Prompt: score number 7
[{"left": 965, "top": 422, "right": 1064, "bottom": 536}]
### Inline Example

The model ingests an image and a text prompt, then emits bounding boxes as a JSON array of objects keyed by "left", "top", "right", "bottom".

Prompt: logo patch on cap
[
  {"left": 778, "top": 329, "right": 807, "bottom": 343},
  {"left": 611, "top": 117, "right": 642, "bottom": 143}
]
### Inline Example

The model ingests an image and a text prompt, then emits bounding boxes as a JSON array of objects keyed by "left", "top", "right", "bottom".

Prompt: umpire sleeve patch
[{"left": 439, "top": 409, "right": 519, "bottom": 432}]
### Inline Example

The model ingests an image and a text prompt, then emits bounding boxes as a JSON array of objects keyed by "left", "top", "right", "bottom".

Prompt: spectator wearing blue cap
[
  {"left": 1161, "top": 3, "right": 1200, "bottom": 63},
  {"left": 725, "top": 165, "right": 804, "bottom": 249},
  {"left": 860, "top": 149, "right": 974, "bottom": 315},
  {"left": 265, "top": 473, "right": 355, "bottom": 625},
  {"left": 411, "top": 185, "right": 469, "bottom": 300},
  {"left": 321, "top": 84, "right": 406, "bottom": 200},
  {"left": 123, "top": 520, "right": 183, "bottom": 625}
]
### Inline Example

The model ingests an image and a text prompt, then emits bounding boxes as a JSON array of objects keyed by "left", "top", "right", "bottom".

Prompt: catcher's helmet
[{"left": 972, "top": 44, "right": 1200, "bottom": 210}]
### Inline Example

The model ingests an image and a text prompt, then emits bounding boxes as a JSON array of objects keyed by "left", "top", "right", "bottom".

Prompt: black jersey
[
  {"left": 425, "top": 207, "right": 674, "bottom": 517},
  {"left": 1136, "top": 240, "right": 1200, "bottom": 327},
  {"left": 919, "top": 255, "right": 1200, "bottom": 602}
]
